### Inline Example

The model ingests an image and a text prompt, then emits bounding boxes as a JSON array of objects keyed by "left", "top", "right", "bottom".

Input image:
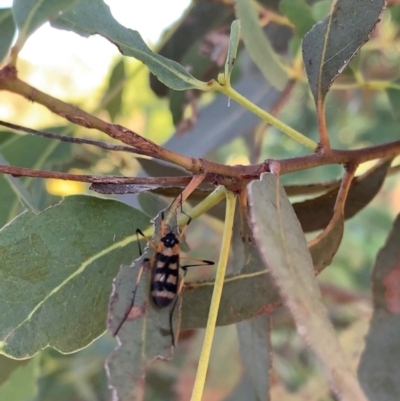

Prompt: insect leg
[
  {"left": 113, "top": 228, "right": 157, "bottom": 336},
  {"left": 168, "top": 259, "right": 214, "bottom": 346},
  {"left": 113, "top": 259, "right": 148, "bottom": 336}
]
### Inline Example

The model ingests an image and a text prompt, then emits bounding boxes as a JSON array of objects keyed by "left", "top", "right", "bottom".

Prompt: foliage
[{"left": 0, "top": 0, "right": 399, "bottom": 400}]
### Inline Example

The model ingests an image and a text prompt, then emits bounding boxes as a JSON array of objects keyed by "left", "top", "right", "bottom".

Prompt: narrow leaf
[
  {"left": 52, "top": 0, "right": 207, "bottom": 91},
  {"left": 0, "top": 128, "right": 72, "bottom": 226},
  {"left": 12, "top": 0, "right": 77, "bottom": 49},
  {"left": 224, "top": 20, "right": 241, "bottom": 81},
  {"left": 101, "top": 57, "right": 126, "bottom": 121},
  {"left": 247, "top": 173, "right": 366, "bottom": 400},
  {"left": 0, "top": 8, "right": 15, "bottom": 63},
  {"left": 279, "top": 0, "right": 316, "bottom": 38},
  {"left": 386, "top": 78, "right": 400, "bottom": 121},
  {"left": 0, "top": 195, "right": 149, "bottom": 358},
  {"left": 235, "top": 0, "right": 288, "bottom": 90},
  {"left": 237, "top": 315, "right": 271, "bottom": 401},
  {"left": 0, "top": 356, "right": 38, "bottom": 401},
  {"left": 294, "top": 159, "right": 392, "bottom": 232},
  {"left": 303, "top": 0, "right": 385, "bottom": 103},
  {"left": 0, "top": 355, "right": 29, "bottom": 386},
  {"left": 181, "top": 199, "right": 343, "bottom": 329},
  {"left": 0, "top": 153, "right": 38, "bottom": 213},
  {"left": 150, "top": 1, "right": 234, "bottom": 96},
  {"left": 358, "top": 214, "right": 400, "bottom": 400}
]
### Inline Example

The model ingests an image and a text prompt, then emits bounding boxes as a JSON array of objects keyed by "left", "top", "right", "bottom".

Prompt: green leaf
[
  {"left": 181, "top": 198, "right": 343, "bottom": 329},
  {"left": 137, "top": 192, "right": 169, "bottom": 219},
  {"left": 293, "top": 159, "right": 392, "bottom": 232},
  {"left": 0, "top": 128, "right": 72, "bottom": 227},
  {"left": 0, "top": 8, "right": 15, "bottom": 64},
  {"left": 179, "top": 159, "right": 391, "bottom": 231},
  {"left": 225, "top": 20, "right": 241, "bottom": 82},
  {"left": 310, "top": 211, "right": 344, "bottom": 275},
  {"left": 358, "top": 214, "right": 400, "bottom": 400},
  {"left": 247, "top": 173, "right": 364, "bottom": 400},
  {"left": 235, "top": 0, "right": 288, "bottom": 90},
  {"left": 0, "top": 356, "right": 38, "bottom": 401},
  {"left": 279, "top": 0, "right": 316, "bottom": 38},
  {"left": 312, "top": 0, "right": 331, "bottom": 21},
  {"left": 149, "top": 1, "right": 234, "bottom": 97},
  {"left": 302, "top": 0, "right": 385, "bottom": 103},
  {"left": 223, "top": 376, "right": 258, "bottom": 401},
  {"left": 0, "top": 355, "right": 29, "bottom": 386},
  {"left": 101, "top": 57, "right": 126, "bottom": 122},
  {"left": 237, "top": 315, "right": 271, "bottom": 401},
  {"left": 386, "top": 78, "right": 400, "bottom": 121},
  {"left": 0, "top": 195, "right": 149, "bottom": 358},
  {"left": 106, "top": 206, "right": 181, "bottom": 401},
  {"left": 12, "top": 0, "right": 77, "bottom": 50},
  {"left": 0, "top": 153, "right": 38, "bottom": 213},
  {"left": 52, "top": 0, "right": 208, "bottom": 91}
]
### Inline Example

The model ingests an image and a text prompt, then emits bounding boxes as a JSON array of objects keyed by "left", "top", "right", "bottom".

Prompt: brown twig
[
  {"left": 0, "top": 164, "right": 195, "bottom": 185},
  {"left": 0, "top": 120, "right": 141, "bottom": 154},
  {"left": 2, "top": 68, "right": 400, "bottom": 183}
]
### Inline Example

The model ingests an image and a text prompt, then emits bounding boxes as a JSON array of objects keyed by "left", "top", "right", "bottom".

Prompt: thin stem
[
  {"left": 0, "top": 165, "right": 196, "bottom": 185},
  {"left": 212, "top": 81, "right": 318, "bottom": 150},
  {"left": 316, "top": 99, "right": 331, "bottom": 152},
  {"left": 178, "top": 185, "right": 226, "bottom": 226},
  {"left": 190, "top": 189, "right": 236, "bottom": 401},
  {"left": 0, "top": 120, "right": 140, "bottom": 154}
]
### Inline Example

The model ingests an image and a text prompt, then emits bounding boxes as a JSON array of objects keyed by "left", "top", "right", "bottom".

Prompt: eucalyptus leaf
[
  {"left": 101, "top": 57, "right": 126, "bottom": 121},
  {"left": 0, "top": 356, "right": 38, "bottom": 401},
  {"left": 181, "top": 194, "right": 343, "bottom": 329},
  {"left": 386, "top": 78, "right": 400, "bottom": 121},
  {"left": 225, "top": 20, "right": 241, "bottom": 81},
  {"left": 12, "top": 0, "right": 77, "bottom": 49},
  {"left": 237, "top": 315, "right": 271, "bottom": 401},
  {"left": 279, "top": 0, "right": 316, "bottom": 38},
  {"left": 0, "top": 153, "right": 38, "bottom": 213},
  {"left": 149, "top": 1, "right": 234, "bottom": 96},
  {"left": 247, "top": 173, "right": 365, "bottom": 401},
  {"left": 235, "top": 0, "right": 288, "bottom": 90},
  {"left": 52, "top": 0, "right": 207, "bottom": 91},
  {"left": 358, "top": 214, "right": 400, "bottom": 401},
  {"left": 0, "top": 355, "right": 29, "bottom": 386},
  {"left": 294, "top": 159, "right": 392, "bottom": 233},
  {"left": 0, "top": 8, "right": 15, "bottom": 63},
  {"left": 0, "top": 195, "right": 149, "bottom": 358},
  {"left": 0, "top": 128, "right": 72, "bottom": 227},
  {"left": 303, "top": 0, "right": 385, "bottom": 103}
]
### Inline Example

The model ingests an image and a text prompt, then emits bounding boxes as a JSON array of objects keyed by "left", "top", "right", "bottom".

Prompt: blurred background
[{"left": 0, "top": 0, "right": 400, "bottom": 400}]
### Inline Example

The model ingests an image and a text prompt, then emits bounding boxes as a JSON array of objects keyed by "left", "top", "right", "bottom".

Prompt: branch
[
  {"left": 2, "top": 67, "right": 400, "bottom": 184},
  {"left": 0, "top": 120, "right": 143, "bottom": 155},
  {"left": 0, "top": 67, "right": 240, "bottom": 177},
  {"left": 0, "top": 164, "right": 195, "bottom": 185}
]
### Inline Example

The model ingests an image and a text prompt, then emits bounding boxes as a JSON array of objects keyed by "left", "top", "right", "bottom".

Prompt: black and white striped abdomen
[{"left": 151, "top": 253, "right": 180, "bottom": 307}]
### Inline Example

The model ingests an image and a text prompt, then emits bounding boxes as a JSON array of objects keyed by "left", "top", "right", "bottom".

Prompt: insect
[{"left": 113, "top": 209, "right": 214, "bottom": 345}]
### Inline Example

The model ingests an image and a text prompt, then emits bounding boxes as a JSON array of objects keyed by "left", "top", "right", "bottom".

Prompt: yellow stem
[
  {"left": 190, "top": 189, "right": 237, "bottom": 401},
  {"left": 213, "top": 82, "right": 317, "bottom": 150},
  {"left": 178, "top": 186, "right": 226, "bottom": 227}
]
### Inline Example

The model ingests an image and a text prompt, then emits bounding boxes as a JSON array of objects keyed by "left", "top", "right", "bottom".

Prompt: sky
[
  {"left": 0, "top": 1, "right": 190, "bottom": 122},
  {"left": 0, "top": 1, "right": 190, "bottom": 76}
]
